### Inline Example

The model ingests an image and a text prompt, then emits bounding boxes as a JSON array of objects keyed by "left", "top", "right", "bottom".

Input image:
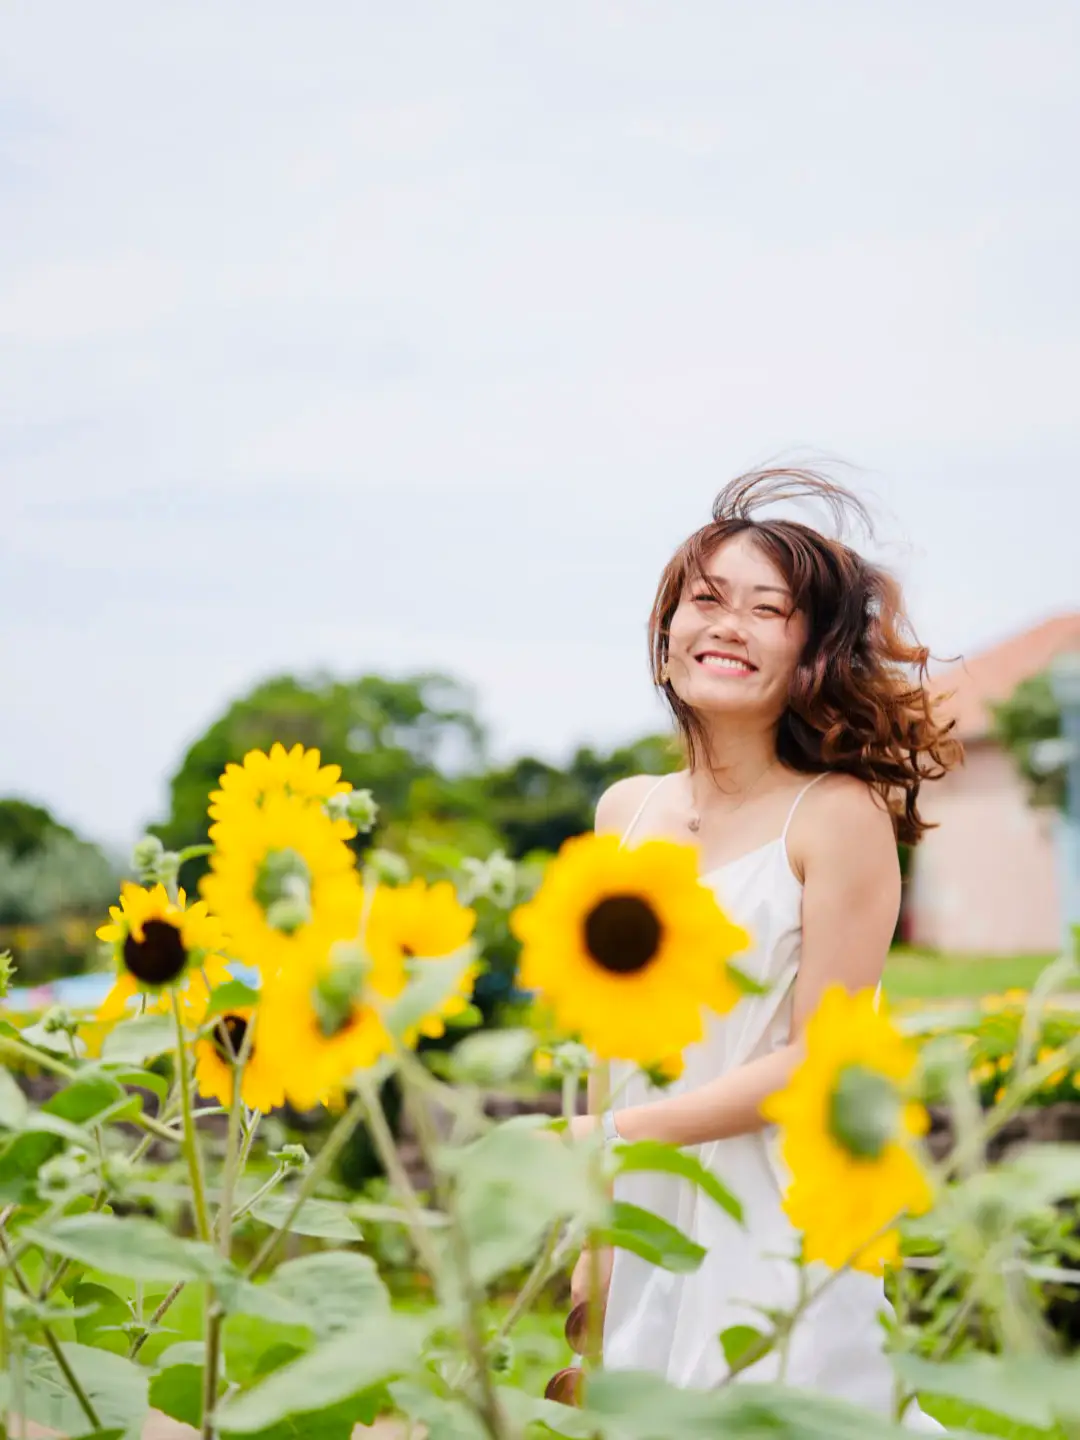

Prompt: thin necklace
[{"left": 686, "top": 760, "right": 777, "bottom": 834}]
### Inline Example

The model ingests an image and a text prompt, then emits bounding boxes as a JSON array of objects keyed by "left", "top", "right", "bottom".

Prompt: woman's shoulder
[
  {"left": 594, "top": 773, "right": 679, "bottom": 837},
  {"left": 790, "top": 771, "right": 898, "bottom": 872}
]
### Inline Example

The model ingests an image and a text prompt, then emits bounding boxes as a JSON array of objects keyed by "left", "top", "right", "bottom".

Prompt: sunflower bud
[
  {"left": 38, "top": 1153, "right": 86, "bottom": 1196},
  {"left": 42, "top": 1005, "right": 77, "bottom": 1037},
  {"left": 327, "top": 789, "right": 379, "bottom": 833},
  {"left": 270, "top": 1143, "right": 309, "bottom": 1170},
  {"left": 313, "top": 953, "right": 371, "bottom": 1038},
  {"left": 0, "top": 949, "right": 16, "bottom": 999},
  {"left": 265, "top": 895, "right": 313, "bottom": 934},
  {"left": 461, "top": 850, "right": 517, "bottom": 907},
  {"left": 102, "top": 1152, "right": 135, "bottom": 1195},
  {"left": 131, "top": 834, "right": 180, "bottom": 888},
  {"left": 365, "top": 849, "right": 409, "bottom": 886},
  {"left": 828, "top": 1065, "right": 901, "bottom": 1160}
]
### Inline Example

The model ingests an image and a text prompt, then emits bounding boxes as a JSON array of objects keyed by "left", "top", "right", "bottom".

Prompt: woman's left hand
[{"left": 568, "top": 1113, "right": 599, "bottom": 1142}]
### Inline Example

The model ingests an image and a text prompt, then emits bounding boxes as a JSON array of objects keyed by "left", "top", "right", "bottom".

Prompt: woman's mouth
[{"left": 694, "top": 651, "right": 757, "bottom": 677}]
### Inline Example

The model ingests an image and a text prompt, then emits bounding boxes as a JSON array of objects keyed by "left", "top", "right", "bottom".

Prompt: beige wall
[{"left": 907, "top": 740, "right": 1061, "bottom": 955}]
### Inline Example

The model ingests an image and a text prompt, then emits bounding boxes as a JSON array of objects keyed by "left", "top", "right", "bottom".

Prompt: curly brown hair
[{"left": 648, "top": 468, "right": 961, "bottom": 845}]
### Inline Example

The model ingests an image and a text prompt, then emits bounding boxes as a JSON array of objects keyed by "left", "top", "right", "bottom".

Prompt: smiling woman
[{"left": 567, "top": 467, "right": 962, "bottom": 1426}]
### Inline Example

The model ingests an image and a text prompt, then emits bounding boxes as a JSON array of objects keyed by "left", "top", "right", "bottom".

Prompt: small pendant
[{"left": 687, "top": 814, "right": 701, "bottom": 834}]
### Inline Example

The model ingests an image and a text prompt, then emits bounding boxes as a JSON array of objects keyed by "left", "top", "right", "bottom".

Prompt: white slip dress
[{"left": 602, "top": 774, "right": 943, "bottom": 1428}]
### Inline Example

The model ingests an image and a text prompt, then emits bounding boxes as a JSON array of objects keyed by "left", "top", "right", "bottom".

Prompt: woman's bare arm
[{"left": 610, "top": 778, "right": 901, "bottom": 1147}]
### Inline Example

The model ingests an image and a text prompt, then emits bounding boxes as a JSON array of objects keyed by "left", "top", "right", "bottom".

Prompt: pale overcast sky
[{"left": 3, "top": 2, "right": 1079, "bottom": 848}]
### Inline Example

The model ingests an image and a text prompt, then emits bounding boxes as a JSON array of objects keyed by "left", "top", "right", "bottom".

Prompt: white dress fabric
[{"left": 602, "top": 775, "right": 942, "bottom": 1428}]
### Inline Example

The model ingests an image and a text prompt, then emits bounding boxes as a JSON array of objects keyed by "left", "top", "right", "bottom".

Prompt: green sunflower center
[
  {"left": 211, "top": 1014, "right": 250, "bottom": 1066},
  {"left": 254, "top": 848, "right": 313, "bottom": 934},
  {"left": 583, "top": 895, "right": 663, "bottom": 976},
  {"left": 123, "top": 919, "right": 188, "bottom": 986},
  {"left": 312, "top": 955, "right": 370, "bottom": 1039},
  {"left": 828, "top": 1064, "right": 902, "bottom": 1160}
]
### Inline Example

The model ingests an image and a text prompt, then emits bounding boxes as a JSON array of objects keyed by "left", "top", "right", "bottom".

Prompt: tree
[
  {"left": 0, "top": 798, "right": 75, "bottom": 860},
  {"left": 992, "top": 673, "right": 1064, "bottom": 809},
  {"left": 152, "top": 671, "right": 488, "bottom": 853}
]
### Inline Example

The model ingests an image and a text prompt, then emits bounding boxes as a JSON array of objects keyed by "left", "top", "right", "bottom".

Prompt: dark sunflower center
[
  {"left": 253, "top": 848, "right": 312, "bottom": 933},
  {"left": 312, "top": 956, "right": 369, "bottom": 1039},
  {"left": 583, "top": 895, "right": 662, "bottom": 976},
  {"left": 211, "top": 1014, "right": 250, "bottom": 1066},
  {"left": 123, "top": 919, "right": 188, "bottom": 986},
  {"left": 828, "top": 1064, "right": 901, "bottom": 1160}
]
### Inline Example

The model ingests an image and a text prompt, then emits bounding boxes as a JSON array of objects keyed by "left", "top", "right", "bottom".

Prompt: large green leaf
[
  {"left": 447, "top": 1028, "right": 536, "bottom": 1086},
  {"left": 101, "top": 1064, "right": 169, "bottom": 1106},
  {"left": 101, "top": 1014, "right": 175, "bottom": 1063},
  {"left": 385, "top": 949, "right": 476, "bottom": 1040},
  {"left": 204, "top": 979, "right": 261, "bottom": 1019},
  {"left": 601, "top": 1202, "right": 706, "bottom": 1274},
  {"left": 149, "top": 1341, "right": 212, "bottom": 1429},
  {"left": 18, "top": 1341, "right": 149, "bottom": 1440},
  {"left": 583, "top": 1371, "right": 917, "bottom": 1438},
  {"left": 45, "top": 1072, "right": 126, "bottom": 1125},
  {"left": 441, "top": 1123, "right": 601, "bottom": 1286},
  {"left": 72, "top": 1282, "right": 133, "bottom": 1356},
  {"left": 26, "top": 1213, "right": 227, "bottom": 1283},
  {"left": 216, "top": 1312, "right": 426, "bottom": 1433},
  {"left": 0, "top": 1066, "right": 28, "bottom": 1129},
  {"left": 260, "top": 1251, "right": 389, "bottom": 1341},
  {"left": 893, "top": 1353, "right": 1080, "bottom": 1428},
  {"left": 248, "top": 1191, "right": 362, "bottom": 1242},
  {"left": 613, "top": 1140, "right": 743, "bottom": 1224}
]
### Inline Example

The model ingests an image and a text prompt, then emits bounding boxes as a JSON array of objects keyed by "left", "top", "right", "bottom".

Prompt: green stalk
[
  {"left": 245, "top": 1091, "right": 366, "bottom": 1278},
  {"left": 172, "top": 993, "right": 212, "bottom": 1244}
]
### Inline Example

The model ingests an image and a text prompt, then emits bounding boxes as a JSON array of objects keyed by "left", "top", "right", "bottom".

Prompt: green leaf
[
  {"left": 45, "top": 1072, "right": 125, "bottom": 1125},
  {"left": 101, "top": 1014, "right": 175, "bottom": 1063},
  {"left": 149, "top": 1341, "right": 212, "bottom": 1429},
  {"left": 614, "top": 1140, "right": 743, "bottom": 1224},
  {"left": 216, "top": 1312, "right": 426, "bottom": 1433},
  {"left": 261, "top": 1252, "right": 389, "bottom": 1341},
  {"left": 600, "top": 1201, "right": 706, "bottom": 1274},
  {"left": 100, "top": 1065, "right": 170, "bottom": 1105},
  {"left": 719, "top": 1323, "right": 770, "bottom": 1371},
  {"left": 25, "top": 1213, "right": 227, "bottom": 1284},
  {"left": 441, "top": 1123, "right": 601, "bottom": 1286},
  {"left": 204, "top": 979, "right": 261, "bottom": 1020},
  {"left": 0, "top": 1066, "right": 28, "bottom": 1129},
  {"left": 726, "top": 961, "right": 769, "bottom": 997},
  {"left": 249, "top": 1192, "right": 362, "bottom": 1242},
  {"left": 447, "top": 1028, "right": 535, "bottom": 1086},
  {"left": 385, "top": 948, "right": 476, "bottom": 1040},
  {"left": 892, "top": 1353, "right": 1080, "bottom": 1428},
  {"left": 18, "top": 1341, "right": 149, "bottom": 1440},
  {"left": 584, "top": 1371, "right": 917, "bottom": 1438},
  {"left": 72, "top": 1283, "right": 133, "bottom": 1356}
]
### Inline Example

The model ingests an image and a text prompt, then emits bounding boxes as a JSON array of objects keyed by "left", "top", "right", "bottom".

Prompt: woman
[{"left": 568, "top": 468, "right": 959, "bottom": 1422}]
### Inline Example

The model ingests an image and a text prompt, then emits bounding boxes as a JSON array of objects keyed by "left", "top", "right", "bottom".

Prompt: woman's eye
[
  {"left": 692, "top": 592, "right": 719, "bottom": 604},
  {"left": 756, "top": 605, "right": 784, "bottom": 617}
]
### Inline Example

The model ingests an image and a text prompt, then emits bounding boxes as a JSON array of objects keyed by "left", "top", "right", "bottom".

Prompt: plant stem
[
  {"left": 129, "top": 1280, "right": 185, "bottom": 1359},
  {"left": 230, "top": 1166, "right": 286, "bottom": 1225},
  {"left": 397, "top": 1059, "right": 509, "bottom": 1440},
  {"left": 0, "top": 1228, "right": 101, "bottom": 1431},
  {"left": 353, "top": 1075, "right": 442, "bottom": 1277},
  {"left": 0, "top": 1037, "right": 75, "bottom": 1082},
  {"left": 245, "top": 1091, "right": 366, "bottom": 1278},
  {"left": 172, "top": 993, "right": 212, "bottom": 1244}
]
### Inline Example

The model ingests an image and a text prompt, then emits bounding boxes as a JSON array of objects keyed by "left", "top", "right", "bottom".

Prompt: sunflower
[
  {"left": 364, "top": 879, "right": 478, "bottom": 1037},
  {"left": 761, "top": 985, "right": 933, "bottom": 1274},
  {"left": 194, "top": 1008, "right": 285, "bottom": 1113},
  {"left": 509, "top": 832, "right": 750, "bottom": 1064},
  {"left": 201, "top": 791, "right": 363, "bottom": 977},
  {"left": 96, "top": 884, "right": 231, "bottom": 1020},
  {"left": 209, "top": 743, "right": 353, "bottom": 832},
  {"left": 256, "top": 947, "right": 393, "bottom": 1111}
]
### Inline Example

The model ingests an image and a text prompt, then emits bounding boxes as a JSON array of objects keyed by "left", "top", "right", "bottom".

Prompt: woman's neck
[{"left": 693, "top": 722, "right": 780, "bottom": 799}]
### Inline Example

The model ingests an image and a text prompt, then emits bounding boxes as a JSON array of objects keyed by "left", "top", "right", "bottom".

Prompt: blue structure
[{"left": 1051, "top": 648, "right": 1080, "bottom": 955}]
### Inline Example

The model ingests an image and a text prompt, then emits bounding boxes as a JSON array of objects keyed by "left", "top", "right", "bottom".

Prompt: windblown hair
[{"left": 648, "top": 468, "right": 961, "bottom": 845}]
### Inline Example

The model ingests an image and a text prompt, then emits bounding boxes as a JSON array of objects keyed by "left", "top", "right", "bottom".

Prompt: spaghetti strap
[
  {"left": 619, "top": 774, "right": 675, "bottom": 848},
  {"left": 780, "top": 772, "right": 829, "bottom": 843}
]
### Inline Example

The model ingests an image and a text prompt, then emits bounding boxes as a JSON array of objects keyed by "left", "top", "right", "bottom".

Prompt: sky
[{"left": 3, "top": 1, "right": 1079, "bottom": 849}]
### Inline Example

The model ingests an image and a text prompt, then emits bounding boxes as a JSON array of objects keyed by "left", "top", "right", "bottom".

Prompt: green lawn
[{"left": 883, "top": 949, "right": 1065, "bottom": 1003}]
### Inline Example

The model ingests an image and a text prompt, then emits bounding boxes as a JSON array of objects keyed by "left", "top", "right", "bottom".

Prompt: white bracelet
[{"left": 600, "top": 1109, "right": 622, "bottom": 1144}]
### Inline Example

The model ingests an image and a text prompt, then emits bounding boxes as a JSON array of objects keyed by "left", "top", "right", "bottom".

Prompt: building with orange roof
[{"left": 905, "top": 613, "right": 1080, "bottom": 955}]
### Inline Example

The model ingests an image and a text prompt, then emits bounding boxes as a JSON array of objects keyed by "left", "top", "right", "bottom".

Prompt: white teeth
[{"left": 699, "top": 655, "right": 753, "bottom": 672}]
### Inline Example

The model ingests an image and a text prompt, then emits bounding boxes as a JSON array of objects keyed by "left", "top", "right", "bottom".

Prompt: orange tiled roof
[{"left": 930, "top": 613, "right": 1080, "bottom": 739}]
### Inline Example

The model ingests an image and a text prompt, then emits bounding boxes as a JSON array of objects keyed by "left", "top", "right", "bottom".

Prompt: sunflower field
[{"left": 2, "top": 745, "right": 1080, "bottom": 1439}]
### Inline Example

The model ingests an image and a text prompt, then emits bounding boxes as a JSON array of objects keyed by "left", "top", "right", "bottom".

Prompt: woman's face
[{"left": 665, "top": 532, "right": 809, "bottom": 725}]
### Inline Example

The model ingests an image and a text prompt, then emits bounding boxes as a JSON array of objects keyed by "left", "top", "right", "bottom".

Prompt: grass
[{"left": 883, "top": 949, "right": 1066, "bottom": 1003}]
